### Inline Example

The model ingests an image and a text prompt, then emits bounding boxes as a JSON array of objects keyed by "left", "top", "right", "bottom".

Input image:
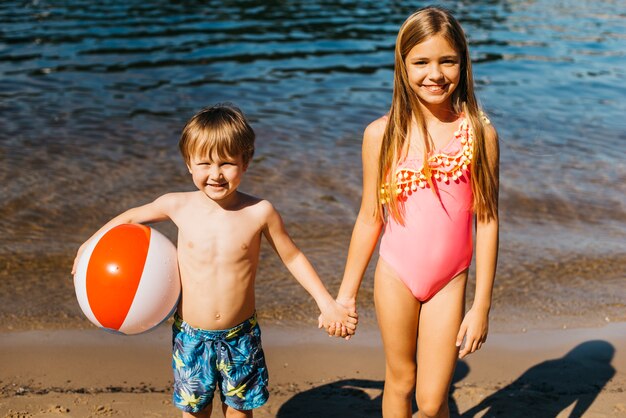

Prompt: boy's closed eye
[{"left": 194, "top": 160, "right": 236, "bottom": 166}]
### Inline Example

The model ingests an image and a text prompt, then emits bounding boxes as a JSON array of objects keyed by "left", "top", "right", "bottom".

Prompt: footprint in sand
[
  {"left": 4, "top": 409, "right": 33, "bottom": 418},
  {"left": 89, "top": 405, "right": 114, "bottom": 417}
]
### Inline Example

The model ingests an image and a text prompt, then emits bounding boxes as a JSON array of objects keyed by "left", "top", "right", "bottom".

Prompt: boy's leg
[
  {"left": 172, "top": 320, "right": 218, "bottom": 417},
  {"left": 374, "top": 259, "right": 421, "bottom": 418},
  {"left": 182, "top": 405, "right": 212, "bottom": 418},
  {"left": 415, "top": 271, "right": 467, "bottom": 418},
  {"left": 222, "top": 403, "right": 253, "bottom": 418},
  {"left": 217, "top": 316, "right": 269, "bottom": 414}
]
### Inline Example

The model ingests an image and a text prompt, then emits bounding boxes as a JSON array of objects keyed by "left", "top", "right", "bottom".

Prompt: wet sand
[
  {"left": 2, "top": 232, "right": 625, "bottom": 336},
  {"left": 1, "top": 322, "right": 625, "bottom": 417}
]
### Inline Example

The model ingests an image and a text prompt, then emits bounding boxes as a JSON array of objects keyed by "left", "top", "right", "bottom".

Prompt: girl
[{"left": 331, "top": 6, "right": 499, "bottom": 418}]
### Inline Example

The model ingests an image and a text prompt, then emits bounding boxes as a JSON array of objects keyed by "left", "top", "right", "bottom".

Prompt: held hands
[
  {"left": 317, "top": 298, "right": 358, "bottom": 340},
  {"left": 456, "top": 305, "right": 489, "bottom": 358}
]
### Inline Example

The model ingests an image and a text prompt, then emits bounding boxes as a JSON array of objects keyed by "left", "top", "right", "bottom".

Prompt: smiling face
[
  {"left": 404, "top": 34, "right": 461, "bottom": 113},
  {"left": 187, "top": 152, "right": 248, "bottom": 203}
]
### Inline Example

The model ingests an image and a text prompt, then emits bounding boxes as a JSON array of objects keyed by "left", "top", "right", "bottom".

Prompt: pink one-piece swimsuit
[{"left": 379, "top": 118, "right": 474, "bottom": 301}]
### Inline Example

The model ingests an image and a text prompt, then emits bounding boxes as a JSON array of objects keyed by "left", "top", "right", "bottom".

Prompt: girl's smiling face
[{"left": 404, "top": 34, "right": 461, "bottom": 111}]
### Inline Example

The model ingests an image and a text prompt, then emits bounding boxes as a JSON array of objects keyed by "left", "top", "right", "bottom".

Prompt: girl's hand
[
  {"left": 336, "top": 296, "right": 357, "bottom": 315},
  {"left": 456, "top": 306, "right": 489, "bottom": 358}
]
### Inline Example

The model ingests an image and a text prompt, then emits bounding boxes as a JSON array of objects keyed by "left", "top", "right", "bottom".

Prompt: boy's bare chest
[{"left": 176, "top": 214, "right": 262, "bottom": 260}]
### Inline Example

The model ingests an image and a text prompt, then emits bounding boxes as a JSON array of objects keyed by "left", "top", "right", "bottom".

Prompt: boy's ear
[{"left": 186, "top": 163, "right": 192, "bottom": 174}]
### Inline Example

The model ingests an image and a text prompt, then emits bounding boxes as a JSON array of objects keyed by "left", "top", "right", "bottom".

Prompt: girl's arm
[
  {"left": 71, "top": 193, "right": 176, "bottom": 274},
  {"left": 335, "top": 119, "right": 386, "bottom": 316},
  {"left": 261, "top": 201, "right": 358, "bottom": 334},
  {"left": 457, "top": 124, "right": 500, "bottom": 358}
]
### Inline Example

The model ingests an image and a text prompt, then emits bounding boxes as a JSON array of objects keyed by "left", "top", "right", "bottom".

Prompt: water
[{"left": 1, "top": 0, "right": 624, "bottom": 332}]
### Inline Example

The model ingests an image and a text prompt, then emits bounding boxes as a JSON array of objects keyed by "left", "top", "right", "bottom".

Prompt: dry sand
[{"left": 1, "top": 322, "right": 625, "bottom": 417}]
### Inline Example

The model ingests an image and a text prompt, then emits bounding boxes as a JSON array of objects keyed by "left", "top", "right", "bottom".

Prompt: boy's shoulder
[
  {"left": 150, "top": 191, "right": 204, "bottom": 215},
  {"left": 236, "top": 192, "right": 275, "bottom": 215},
  {"left": 157, "top": 191, "right": 278, "bottom": 220},
  {"left": 155, "top": 191, "right": 197, "bottom": 206}
]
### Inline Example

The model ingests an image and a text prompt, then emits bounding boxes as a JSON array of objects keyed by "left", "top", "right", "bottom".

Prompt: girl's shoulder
[
  {"left": 478, "top": 114, "right": 499, "bottom": 165},
  {"left": 368, "top": 113, "right": 389, "bottom": 130},
  {"left": 481, "top": 116, "right": 498, "bottom": 146},
  {"left": 363, "top": 114, "right": 389, "bottom": 145},
  {"left": 478, "top": 111, "right": 497, "bottom": 138}
]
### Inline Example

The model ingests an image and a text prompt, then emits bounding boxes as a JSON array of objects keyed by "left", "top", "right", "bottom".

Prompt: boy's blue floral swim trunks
[{"left": 171, "top": 313, "right": 269, "bottom": 412}]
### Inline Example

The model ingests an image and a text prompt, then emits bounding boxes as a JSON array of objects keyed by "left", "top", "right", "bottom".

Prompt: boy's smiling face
[{"left": 187, "top": 152, "right": 248, "bottom": 203}]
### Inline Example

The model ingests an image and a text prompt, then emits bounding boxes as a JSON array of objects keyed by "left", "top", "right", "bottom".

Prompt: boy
[{"left": 72, "top": 104, "right": 357, "bottom": 417}]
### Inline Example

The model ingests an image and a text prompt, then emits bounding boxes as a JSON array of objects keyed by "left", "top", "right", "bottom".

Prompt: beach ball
[{"left": 73, "top": 223, "right": 180, "bottom": 335}]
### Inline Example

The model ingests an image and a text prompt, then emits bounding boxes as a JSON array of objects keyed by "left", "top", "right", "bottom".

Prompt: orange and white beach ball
[{"left": 73, "top": 224, "right": 180, "bottom": 335}]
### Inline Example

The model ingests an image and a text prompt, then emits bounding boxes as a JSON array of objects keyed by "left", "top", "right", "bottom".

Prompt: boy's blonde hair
[
  {"left": 179, "top": 104, "right": 255, "bottom": 165},
  {"left": 378, "top": 6, "right": 498, "bottom": 224}
]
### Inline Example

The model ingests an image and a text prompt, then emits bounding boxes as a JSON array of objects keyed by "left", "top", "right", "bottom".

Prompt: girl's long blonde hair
[{"left": 378, "top": 6, "right": 498, "bottom": 223}]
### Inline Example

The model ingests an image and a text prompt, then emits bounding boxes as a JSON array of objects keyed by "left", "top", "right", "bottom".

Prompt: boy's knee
[
  {"left": 223, "top": 404, "right": 252, "bottom": 418},
  {"left": 182, "top": 408, "right": 212, "bottom": 418}
]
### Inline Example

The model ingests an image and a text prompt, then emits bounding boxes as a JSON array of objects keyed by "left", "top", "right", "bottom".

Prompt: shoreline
[
  {"left": 1, "top": 322, "right": 625, "bottom": 417},
  {"left": 1, "top": 309, "right": 623, "bottom": 336}
]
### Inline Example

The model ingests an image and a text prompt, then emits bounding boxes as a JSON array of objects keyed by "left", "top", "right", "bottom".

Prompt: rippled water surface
[{"left": 1, "top": 0, "right": 624, "bottom": 331}]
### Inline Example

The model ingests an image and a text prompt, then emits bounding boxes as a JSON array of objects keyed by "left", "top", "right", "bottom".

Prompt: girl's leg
[
  {"left": 415, "top": 271, "right": 467, "bottom": 418},
  {"left": 374, "top": 259, "right": 421, "bottom": 418}
]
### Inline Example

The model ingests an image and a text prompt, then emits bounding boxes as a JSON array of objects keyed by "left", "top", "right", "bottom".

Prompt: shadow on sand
[
  {"left": 463, "top": 340, "right": 615, "bottom": 417},
  {"left": 275, "top": 362, "right": 469, "bottom": 417},
  {"left": 276, "top": 340, "right": 615, "bottom": 418}
]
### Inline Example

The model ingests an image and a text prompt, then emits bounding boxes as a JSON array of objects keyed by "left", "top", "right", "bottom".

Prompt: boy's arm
[
  {"left": 261, "top": 202, "right": 357, "bottom": 333},
  {"left": 457, "top": 124, "right": 500, "bottom": 358},
  {"left": 71, "top": 193, "right": 177, "bottom": 274}
]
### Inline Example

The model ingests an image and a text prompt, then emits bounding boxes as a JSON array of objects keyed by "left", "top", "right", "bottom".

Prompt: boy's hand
[
  {"left": 317, "top": 300, "right": 358, "bottom": 339},
  {"left": 71, "top": 242, "right": 88, "bottom": 276}
]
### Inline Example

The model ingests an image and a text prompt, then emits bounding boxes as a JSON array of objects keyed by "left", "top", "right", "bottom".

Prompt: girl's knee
[
  {"left": 385, "top": 366, "right": 416, "bottom": 399},
  {"left": 388, "top": 361, "right": 415, "bottom": 382},
  {"left": 415, "top": 393, "right": 448, "bottom": 418}
]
